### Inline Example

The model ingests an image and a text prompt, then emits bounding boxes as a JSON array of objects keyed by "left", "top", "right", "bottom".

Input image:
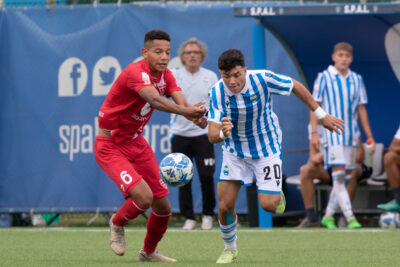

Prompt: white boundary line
[{"left": 0, "top": 227, "right": 394, "bottom": 233}]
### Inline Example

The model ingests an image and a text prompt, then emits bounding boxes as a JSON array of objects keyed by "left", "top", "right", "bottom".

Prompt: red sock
[
  {"left": 143, "top": 210, "right": 170, "bottom": 254},
  {"left": 113, "top": 198, "right": 148, "bottom": 227}
]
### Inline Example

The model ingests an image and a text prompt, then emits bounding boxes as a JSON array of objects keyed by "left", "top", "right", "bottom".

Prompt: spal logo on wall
[
  {"left": 58, "top": 56, "right": 121, "bottom": 97},
  {"left": 92, "top": 56, "right": 122, "bottom": 96},
  {"left": 58, "top": 57, "right": 88, "bottom": 97}
]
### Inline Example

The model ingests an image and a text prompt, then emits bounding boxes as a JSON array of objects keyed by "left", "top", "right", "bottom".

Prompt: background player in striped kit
[
  {"left": 207, "top": 49, "right": 344, "bottom": 264},
  {"left": 297, "top": 123, "right": 371, "bottom": 228},
  {"left": 311, "top": 42, "right": 375, "bottom": 229},
  {"left": 170, "top": 38, "right": 218, "bottom": 231}
]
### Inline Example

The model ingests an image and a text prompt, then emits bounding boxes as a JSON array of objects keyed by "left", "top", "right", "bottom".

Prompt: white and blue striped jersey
[
  {"left": 207, "top": 69, "right": 293, "bottom": 159},
  {"left": 313, "top": 65, "right": 368, "bottom": 147}
]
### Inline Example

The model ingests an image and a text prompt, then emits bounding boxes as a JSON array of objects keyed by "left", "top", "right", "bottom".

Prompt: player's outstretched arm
[
  {"left": 318, "top": 114, "right": 344, "bottom": 135},
  {"left": 170, "top": 90, "right": 190, "bottom": 107},
  {"left": 292, "top": 79, "right": 344, "bottom": 134},
  {"left": 171, "top": 90, "right": 207, "bottom": 128},
  {"left": 192, "top": 116, "right": 208, "bottom": 129},
  {"left": 138, "top": 86, "right": 205, "bottom": 120},
  {"left": 208, "top": 118, "right": 233, "bottom": 144}
]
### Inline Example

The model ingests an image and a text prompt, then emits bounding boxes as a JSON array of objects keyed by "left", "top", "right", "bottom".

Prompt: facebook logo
[
  {"left": 70, "top": 63, "right": 82, "bottom": 95},
  {"left": 58, "top": 57, "right": 88, "bottom": 97}
]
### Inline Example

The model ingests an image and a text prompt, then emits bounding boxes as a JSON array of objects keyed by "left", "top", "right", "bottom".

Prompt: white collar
[
  {"left": 328, "top": 65, "right": 351, "bottom": 79},
  {"left": 183, "top": 67, "right": 201, "bottom": 77}
]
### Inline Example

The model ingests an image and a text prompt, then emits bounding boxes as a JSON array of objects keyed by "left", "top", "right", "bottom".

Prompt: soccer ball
[
  {"left": 379, "top": 212, "right": 400, "bottom": 228},
  {"left": 159, "top": 153, "right": 194, "bottom": 187}
]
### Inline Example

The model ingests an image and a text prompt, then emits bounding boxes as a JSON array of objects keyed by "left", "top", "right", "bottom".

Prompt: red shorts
[{"left": 94, "top": 135, "right": 169, "bottom": 199}]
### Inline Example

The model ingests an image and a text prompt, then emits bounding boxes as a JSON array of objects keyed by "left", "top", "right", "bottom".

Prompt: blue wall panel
[{"left": 1, "top": 4, "right": 396, "bottom": 214}]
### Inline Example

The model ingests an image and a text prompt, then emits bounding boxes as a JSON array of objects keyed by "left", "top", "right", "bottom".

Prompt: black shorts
[{"left": 171, "top": 134, "right": 215, "bottom": 175}]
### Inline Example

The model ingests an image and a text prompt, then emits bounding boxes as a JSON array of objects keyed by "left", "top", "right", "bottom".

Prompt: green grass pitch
[{"left": 0, "top": 227, "right": 399, "bottom": 266}]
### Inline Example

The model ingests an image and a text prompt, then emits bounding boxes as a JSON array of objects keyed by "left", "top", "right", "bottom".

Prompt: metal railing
[{"left": 1, "top": 0, "right": 399, "bottom": 8}]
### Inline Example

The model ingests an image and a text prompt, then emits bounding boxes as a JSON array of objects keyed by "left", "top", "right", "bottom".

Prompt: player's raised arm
[
  {"left": 291, "top": 79, "right": 344, "bottom": 134},
  {"left": 138, "top": 86, "right": 205, "bottom": 120}
]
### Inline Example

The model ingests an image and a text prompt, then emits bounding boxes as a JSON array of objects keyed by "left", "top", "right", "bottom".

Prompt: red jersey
[{"left": 98, "top": 59, "right": 181, "bottom": 142}]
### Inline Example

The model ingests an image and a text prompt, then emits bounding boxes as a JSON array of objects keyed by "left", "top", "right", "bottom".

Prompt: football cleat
[
  {"left": 182, "top": 219, "right": 196, "bottom": 230},
  {"left": 297, "top": 217, "right": 320, "bottom": 228},
  {"left": 109, "top": 214, "right": 126, "bottom": 256},
  {"left": 201, "top": 215, "right": 214, "bottom": 230},
  {"left": 321, "top": 216, "right": 337, "bottom": 229},
  {"left": 138, "top": 249, "right": 177, "bottom": 262},
  {"left": 347, "top": 218, "right": 362, "bottom": 229},
  {"left": 377, "top": 200, "right": 400, "bottom": 212},
  {"left": 275, "top": 191, "right": 286, "bottom": 214},
  {"left": 216, "top": 249, "right": 238, "bottom": 264}
]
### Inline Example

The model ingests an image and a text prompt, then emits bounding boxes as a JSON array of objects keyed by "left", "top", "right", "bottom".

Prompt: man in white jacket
[{"left": 170, "top": 38, "right": 218, "bottom": 230}]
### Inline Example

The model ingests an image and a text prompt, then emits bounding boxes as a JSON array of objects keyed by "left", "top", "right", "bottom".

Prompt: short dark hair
[
  {"left": 144, "top": 30, "right": 170, "bottom": 44},
  {"left": 218, "top": 49, "right": 245, "bottom": 71}
]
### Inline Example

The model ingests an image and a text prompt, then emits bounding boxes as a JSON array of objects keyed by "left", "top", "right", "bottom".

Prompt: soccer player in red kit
[{"left": 94, "top": 30, "right": 206, "bottom": 262}]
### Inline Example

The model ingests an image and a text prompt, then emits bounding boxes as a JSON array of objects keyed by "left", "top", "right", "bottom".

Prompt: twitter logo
[
  {"left": 92, "top": 56, "right": 121, "bottom": 96},
  {"left": 100, "top": 67, "right": 116, "bottom": 85}
]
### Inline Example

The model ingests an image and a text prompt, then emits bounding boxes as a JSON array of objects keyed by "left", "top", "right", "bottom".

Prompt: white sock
[
  {"left": 325, "top": 188, "right": 338, "bottom": 217},
  {"left": 219, "top": 217, "right": 237, "bottom": 251},
  {"left": 332, "top": 171, "right": 354, "bottom": 220}
]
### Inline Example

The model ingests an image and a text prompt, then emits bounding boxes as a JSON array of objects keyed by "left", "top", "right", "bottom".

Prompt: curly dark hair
[{"left": 218, "top": 49, "right": 245, "bottom": 71}]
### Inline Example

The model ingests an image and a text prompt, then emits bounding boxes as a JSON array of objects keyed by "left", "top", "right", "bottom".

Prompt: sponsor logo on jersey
[
  {"left": 250, "top": 94, "right": 258, "bottom": 101},
  {"left": 153, "top": 74, "right": 166, "bottom": 95},
  {"left": 131, "top": 102, "right": 152, "bottom": 122},
  {"left": 140, "top": 102, "right": 152, "bottom": 116},
  {"left": 142, "top": 72, "right": 151, "bottom": 85},
  {"left": 132, "top": 113, "right": 150, "bottom": 122}
]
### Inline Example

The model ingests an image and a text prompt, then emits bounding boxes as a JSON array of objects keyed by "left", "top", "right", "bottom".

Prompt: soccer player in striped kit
[
  {"left": 207, "top": 49, "right": 344, "bottom": 263},
  {"left": 311, "top": 42, "right": 375, "bottom": 229}
]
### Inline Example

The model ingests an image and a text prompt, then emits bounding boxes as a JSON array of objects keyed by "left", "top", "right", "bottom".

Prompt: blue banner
[
  {"left": 1, "top": 4, "right": 278, "bottom": 213},
  {"left": 5, "top": 3, "right": 396, "bottom": 214}
]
